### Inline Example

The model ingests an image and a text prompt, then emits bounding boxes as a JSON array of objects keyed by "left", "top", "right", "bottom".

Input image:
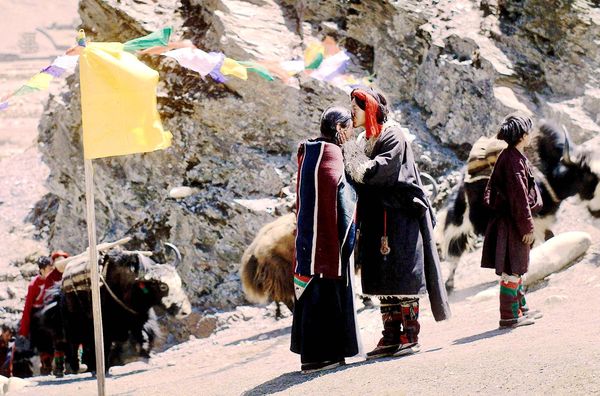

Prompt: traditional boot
[
  {"left": 39, "top": 352, "right": 53, "bottom": 376},
  {"left": 517, "top": 277, "right": 543, "bottom": 319},
  {"left": 394, "top": 298, "right": 421, "bottom": 356},
  {"left": 366, "top": 298, "right": 402, "bottom": 360},
  {"left": 52, "top": 352, "right": 65, "bottom": 378},
  {"left": 499, "top": 274, "right": 535, "bottom": 328}
]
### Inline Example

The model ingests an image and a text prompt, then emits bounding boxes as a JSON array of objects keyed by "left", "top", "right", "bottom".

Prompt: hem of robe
[{"left": 366, "top": 294, "right": 426, "bottom": 299}]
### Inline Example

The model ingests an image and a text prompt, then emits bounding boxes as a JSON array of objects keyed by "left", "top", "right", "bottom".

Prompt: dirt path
[{"left": 12, "top": 201, "right": 600, "bottom": 395}]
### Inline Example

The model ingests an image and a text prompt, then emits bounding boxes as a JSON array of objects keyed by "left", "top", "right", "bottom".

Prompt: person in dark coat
[
  {"left": 340, "top": 87, "right": 451, "bottom": 360},
  {"left": 481, "top": 114, "right": 543, "bottom": 328},
  {"left": 290, "top": 106, "right": 361, "bottom": 374}
]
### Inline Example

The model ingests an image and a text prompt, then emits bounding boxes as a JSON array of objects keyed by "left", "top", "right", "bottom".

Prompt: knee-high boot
[
  {"left": 499, "top": 274, "right": 535, "bottom": 328},
  {"left": 394, "top": 298, "right": 421, "bottom": 356},
  {"left": 39, "top": 352, "right": 53, "bottom": 376},
  {"left": 517, "top": 277, "right": 543, "bottom": 319},
  {"left": 366, "top": 297, "right": 402, "bottom": 360}
]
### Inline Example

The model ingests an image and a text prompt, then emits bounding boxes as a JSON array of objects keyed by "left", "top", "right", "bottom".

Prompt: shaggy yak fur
[{"left": 240, "top": 213, "right": 296, "bottom": 317}]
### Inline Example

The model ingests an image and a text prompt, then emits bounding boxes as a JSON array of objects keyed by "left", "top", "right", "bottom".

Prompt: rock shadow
[
  {"left": 452, "top": 327, "right": 511, "bottom": 345},
  {"left": 447, "top": 280, "right": 498, "bottom": 303},
  {"left": 224, "top": 326, "right": 291, "bottom": 347}
]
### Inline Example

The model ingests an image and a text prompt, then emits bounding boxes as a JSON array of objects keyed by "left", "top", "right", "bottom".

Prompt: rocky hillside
[{"left": 32, "top": 0, "right": 600, "bottom": 311}]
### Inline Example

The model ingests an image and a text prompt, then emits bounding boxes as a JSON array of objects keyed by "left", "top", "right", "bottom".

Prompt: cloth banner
[{"left": 79, "top": 42, "right": 172, "bottom": 159}]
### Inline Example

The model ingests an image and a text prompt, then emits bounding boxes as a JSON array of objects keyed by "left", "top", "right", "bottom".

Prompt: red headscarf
[
  {"left": 351, "top": 89, "right": 383, "bottom": 139},
  {"left": 51, "top": 250, "right": 70, "bottom": 263}
]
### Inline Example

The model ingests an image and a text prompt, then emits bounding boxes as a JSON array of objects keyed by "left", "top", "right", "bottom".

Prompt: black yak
[{"left": 55, "top": 245, "right": 191, "bottom": 374}]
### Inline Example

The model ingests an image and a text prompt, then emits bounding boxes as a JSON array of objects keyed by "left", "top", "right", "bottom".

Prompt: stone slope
[{"left": 32, "top": 0, "right": 600, "bottom": 318}]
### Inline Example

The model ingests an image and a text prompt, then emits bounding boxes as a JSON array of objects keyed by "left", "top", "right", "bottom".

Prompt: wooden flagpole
[
  {"left": 84, "top": 159, "right": 106, "bottom": 395},
  {"left": 78, "top": 28, "right": 106, "bottom": 396}
]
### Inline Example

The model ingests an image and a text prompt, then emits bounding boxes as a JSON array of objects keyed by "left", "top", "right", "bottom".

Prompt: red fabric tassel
[{"left": 352, "top": 89, "right": 382, "bottom": 139}]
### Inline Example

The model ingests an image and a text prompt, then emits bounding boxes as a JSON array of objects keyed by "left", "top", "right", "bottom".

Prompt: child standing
[{"left": 482, "top": 114, "right": 543, "bottom": 328}]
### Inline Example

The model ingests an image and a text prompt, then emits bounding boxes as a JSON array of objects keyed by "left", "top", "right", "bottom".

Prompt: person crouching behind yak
[
  {"left": 290, "top": 106, "right": 362, "bottom": 374},
  {"left": 481, "top": 114, "right": 543, "bottom": 328},
  {"left": 339, "top": 87, "right": 451, "bottom": 360},
  {"left": 18, "top": 251, "right": 69, "bottom": 376}
]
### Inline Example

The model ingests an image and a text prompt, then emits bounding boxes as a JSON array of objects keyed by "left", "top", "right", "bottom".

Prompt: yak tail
[
  {"left": 240, "top": 250, "right": 294, "bottom": 310},
  {"left": 240, "top": 249, "right": 269, "bottom": 304},
  {"left": 256, "top": 253, "right": 294, "bottom": 311}
]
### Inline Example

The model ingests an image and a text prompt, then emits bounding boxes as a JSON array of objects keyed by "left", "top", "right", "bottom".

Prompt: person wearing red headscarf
[
  {"left": 340, "top": 87, "right": 451, "bottom": 360},
  {"left": 18, "top": 251, "right": 69, "bottom": 376}
]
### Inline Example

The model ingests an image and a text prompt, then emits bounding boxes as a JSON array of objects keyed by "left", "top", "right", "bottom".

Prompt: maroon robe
[{"left": 481, "top": 146, "right": 543, "bottom": 275}]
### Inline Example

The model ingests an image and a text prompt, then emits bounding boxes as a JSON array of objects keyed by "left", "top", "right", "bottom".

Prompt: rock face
[{"left": 34, "top": 0, "right": 600, "bottom": 315}]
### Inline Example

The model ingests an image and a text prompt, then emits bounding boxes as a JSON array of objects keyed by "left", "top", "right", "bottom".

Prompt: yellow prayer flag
[
  {"left": 25, "top": 72, "right": 54, "bottom": 90},
  {"left": 79, "top": 42, "right": 172, "bottom": 159},
  {"left": 220, "top": 58, "right": 248, "bottom": 80}
]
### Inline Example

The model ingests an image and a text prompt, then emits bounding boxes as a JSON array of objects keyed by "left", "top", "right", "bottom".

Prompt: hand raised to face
[{"left": 335, "top": 123, "right": 355, "bottom": 145}]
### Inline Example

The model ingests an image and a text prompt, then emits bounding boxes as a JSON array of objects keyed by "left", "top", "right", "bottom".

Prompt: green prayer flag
[
  {"left": 13, "top": 85, "right": 40, "bottom": 96},
  {"left": 305, "top": 52, "right": 324, "bottom": 70},
  {"left": 238, "top": 61, "right": 275, "bottom": 81},
  {"left": 123, "top": 27, "right": 172, "bottom": 52}
]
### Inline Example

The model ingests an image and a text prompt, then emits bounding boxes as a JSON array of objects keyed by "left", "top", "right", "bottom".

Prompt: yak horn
[
  {"left": 420, "top": 172, "right": 439, "bottom": 199},
  {"left": 165, "top": 243, "right": 182, "bottom": 267},
  {"left": 561, "top": 126, "right": 576, "bottom": 166}
]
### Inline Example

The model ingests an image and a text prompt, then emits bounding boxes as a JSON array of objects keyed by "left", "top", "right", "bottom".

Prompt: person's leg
[
  {"left": 499, "top": 273, "right": 535, "bottom": 328},
  {"left": 30, "top": 310, "right": 54, "bottom": 375},
  {"left": 45, "top": 299, "right": 66, "bottom": 378},
  {"left": 366, "top": 297, "right": 402, "bottom": 359},
  {"left": 51, "top": 331, "right": 66, "bottom": 377},
  {"left": 517, "top": 277, "right": 543, "bottom": 319},
  {"left": 394, "top": 298, "right": 421, "bottom": 356},
  {"left": 0, "top": 346, "right": 11, "bottom": 377}
]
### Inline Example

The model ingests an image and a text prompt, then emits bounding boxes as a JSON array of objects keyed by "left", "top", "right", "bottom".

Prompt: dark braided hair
[
  {"left": 37, "top": 256, "right": 52, "bottom": 270},
  {"left": 320, "top": 106, "right": 352, "bottom": 141},
  {"left": 496, "top": 114, "right": 533, "bottom": 146},
  {"left": 350, "top": 86, "right": 389, "bottom": 124}
]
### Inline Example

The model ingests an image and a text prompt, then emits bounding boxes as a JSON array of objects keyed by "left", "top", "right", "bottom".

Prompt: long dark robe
[
  {"left": 291, "top": 138, "right": 360, "bottom": 363},
  {"left": 481, "top": 146, "right": 543, "bottom": 275},
  {"left": 355, "top": 124, "right": 451, "bottom": 321},
  {"left": 290, "top": 264, "right": 359, "bottom": 363}
]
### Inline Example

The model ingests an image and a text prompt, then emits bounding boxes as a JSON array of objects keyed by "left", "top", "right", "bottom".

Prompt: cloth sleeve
[
  {"left": 361, "top": 131, "right": 407, "bottom": 187},
  {"left": 505, "top": 158, "right": 535, "bottom": 237},
  {"left": 18, "top": 280, "right": 39, "bottom": 337}
]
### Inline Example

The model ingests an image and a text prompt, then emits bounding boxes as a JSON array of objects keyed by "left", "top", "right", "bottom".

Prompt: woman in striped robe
[{"left": 290, "top": 106, "right": 361, "bottom": 374}]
